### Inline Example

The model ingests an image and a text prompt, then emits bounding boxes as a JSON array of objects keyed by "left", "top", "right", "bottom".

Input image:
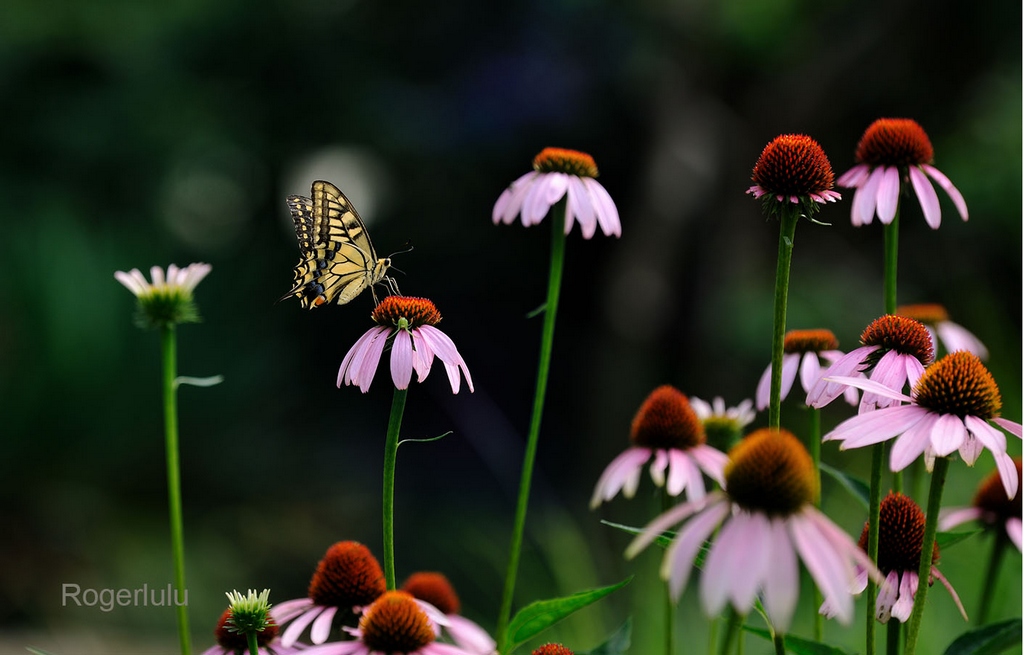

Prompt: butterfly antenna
[{"left": 388, "top": 240, "right": 415, "bottom": 258}]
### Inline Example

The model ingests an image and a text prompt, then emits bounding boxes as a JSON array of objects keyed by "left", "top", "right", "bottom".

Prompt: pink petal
[
  {"left": 779, "top": 352, "right": 800, "bottom": 401},
  {"left": 409, "top": 329, "right": 436, "bottom": 383},
  {"left": 909, "top": 166, "right": 941, "bottom": 229},
  {"left": 689, "top": 444, "right": 729, "bottom": 486},
  {"left": 938, "top": 507, "right": 983, "bottom": 532},
  {"left": 590, "top": 448, "right": 652, "bottom": 508},
  {"left": 445, "top": 613, "right": 497, "bottom": 654},
  {"left": 584, "top": 177, "right": 622, "bottom": 237},
  {"left": 930, "top": 413, "right": 967, "bottom": 457},
  {"left": 875, "top": 570, "right": 901, "bottom": 623},
  {"left": 523, "top": 173, "right": 568, "bottom": 226},
  {"left": 923, "top": 164, "right": 968, "bottom": 220},
  {"left": 993, "top": 451, "right": 1020, "bottom": 499},
  {"left": 825, "top": 404, "right": 928, "bottom": 448},
  {"left": 837, "top": 164, "right": 870, "bottom": 187},
  {"left": 824, "top": 376, "right": 913, "bottom": 403},
  {"left": 1006, "top": 518, "right": 1022, "bottom": 551},
  {"left": 565, "top": 176, "right": 596, "bottom": 239},
  {"left": 281, "top": 606, "right": 324, "bottom": 647},
  {"left": 992, "top": 417, "right": 1023, "bottom": 438},
  {"left": 271, "top": 597, "right": 314, "bottom": 624},
  {"left": 417, "top": 325, "right": 473, "bottom": 393},
  {"left": 494, "top": 172, "right": 536, "bottom": 224},
  {"left": 889, "top": 414, "right": 941, "bottom": 470},
  {"left": 807, "top": 346, "right": 877, "bottom": 407},
  {"left": 667, "top": 450, "right": 705, "bottom": 501},
  {"left": 760, "top": 518, "right": 800, "bottom": 631},
  {"left": 876, "top": 166, "right": 901, "bottom": 224},
  {"left": 755, "top": 362, "right": 772, "bottom": 412},
  {"left": 662, "top": 499, "right": 732, "bottom": 600},
  {"left": 931, "top": 566, "right": 968, "bottom": 621},
  {"left": 856, "top": 166, "right": 886, "bottom": 225},
  {"left": 310, "top": 605, "right": 338, "bottom": 644},
  {"left": 626, "top": 493, "right": 720, "bottom": 559},
  {"left": 789, "top": 513, "right": 856, "bottom": 625},
  {"left": 390, "top": 329, "right": 414, "bottom": 389},
  {"left": 891, "top": 571, "right": 918, "bottom": 623},
  {"left": 798, "top": 352, "right": 824, "bottom": 396},
  {"left": 701, "top": 512, "right": 771, "bottom": 616},
  {"left": 965, "top": 415, "right": 1008, "bottom": 454},
  {"left": 935, "top": 321, "right": 988, "bottom": 359}
]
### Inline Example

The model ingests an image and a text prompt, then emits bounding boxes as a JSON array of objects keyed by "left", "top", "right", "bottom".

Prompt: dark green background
[{"left": 1, "top": 0, "right": 1020, "bottom": 653}]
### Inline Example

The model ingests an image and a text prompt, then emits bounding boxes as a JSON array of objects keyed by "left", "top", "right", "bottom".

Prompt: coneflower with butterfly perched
[{"left": 281, "top": 180, "right": 399, "bottom": 308}]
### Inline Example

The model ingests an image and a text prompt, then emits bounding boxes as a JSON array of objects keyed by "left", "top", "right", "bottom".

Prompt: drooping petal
[
  {"left": 352, "top": 327, "right": 391, "bottom": 393},
  {"left": 626, "top": 493, "right": 720, "bottom": 559},
  {"left": 281, "top": 605, "right": 325, "bottom": 647},
  {"left": 964, "top": 415, "right": 1008, "bottom": 455},
  {"left": 856, "top": 166, "right": 886, "bottom": 225},
  {"left": 701, "top": 512, "right": 771, "bottom": 616},
  {"left": 922, "top": 164, "right": 968, "bottom": 221},
  {"left": 931, "top": 567, "right": 968, "bottom": 621},
  {"left": 689, "top": 444, "right": 729, "bottom": 486},
  {"left": 445, "top": 613, "right": 497, "bottom": 654},
  {"left": 271, "top": 597, "right": 315, "bottom": 624},
  {"left": 565, "top": 176, "right": 597, "bottom": 239},
  {"left": 909, "top": 166, "right": 941, "bottom": 229},
  {"left": 798, "top": 352, "right": 824, "bottom": 397},
  {"left": 390, "top": 329, "right": 414, "bottom": 389},
  {"left": 410, "top": 328, "right": 437, "bottom": 383},
  {"left": 1006, "top": 517, "right": 1022, "bottom": 551},
  {"left": 824, "top": 404, "right": 928, "bottom": 448},
  {"left": 992, "top": 417, "right": 1023, "bottom": 438},
  {"left": 755, "top": 363, "right": 772, "bottom": 411},
  {"left": 789, "top": 513, "right": 857, "bottom": 625},
  {"left": 779, "top": 352, "right": 800, "bottom": 402},
  {"left": 875, "top": 570, "right": 901, "bottom": 623},
  {"left": 807, "top": 346, "right": 877, "bottom": 408},
  {"left": 590, "top": 448, "right": 652, "bottom": 508},
  {"left": 309, "top": 605, "right": 339, "bottom": 644},
  {"left": 935, "top": 321, "right": 988, "bottom": 359},
  {"left": 876, "top": 166, "right": 901, "bottom": 224},
  {"left": 523, "top": 173, "right": 568, "bottom": 226},
  {"left": 759, "top": 517, "right": 800, "bottom": 631},
  {"left": 837, "top": 164, "right": 870, "bottom": 188},
  {"left": 661, "top": 498, "right": 732, "bottom": 601},
  {"left": 863, "top": 349, "right": 913, "bottom": 411},
  {"left": 938, "top": 507, "right": 984, "bottom": 532},
  {"left": 584, "top": 177, "right": 622, "bottom": 237},
  {"left": 667, "top": 450, "right": 705, "bottom": 501},
  {"left": 889, "top": 414, "right": 941, "bottom": 470},
  {"left": 649, "top": 449, "right": 669, "bottom": 487},
  {"left": 824, "top": 376, "right": 913, "bottom": 404},
  {"left": 494, "top": 172, "right": 537, "bottom": 224},
  {"left": 891, "top": 571, "right": 918, "bottom": 623},
  {"left": 417, "top": 325, "right": 474, "bottom": 393},
  {"left": 992, "top": 451, "right": 1020, "bottom": 499},
  {"left": 929, "top": 413, "right": 967, "bottom": 457}
]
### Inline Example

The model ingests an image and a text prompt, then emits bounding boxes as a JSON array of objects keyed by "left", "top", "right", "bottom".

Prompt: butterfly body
[{"left": 282, "top": 180, "right": 394, "bottom": 308}]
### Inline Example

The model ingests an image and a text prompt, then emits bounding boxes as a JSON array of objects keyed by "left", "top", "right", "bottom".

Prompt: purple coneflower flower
[
  {"left": 821, "top": 493, "right": 965, "bottom": 624},
  {"left": 690, "top": 395, "right": 755, "bottom": 451},
  {"left": 492, "top": 147, "right": 621, "bottom": 238},
  {"left": 402, "top": 572, "right": 496, "bottom": 655},
  {"left": 940, "top": 458, "right": 1022, "bottom": 552},
  {"left": 272, "top": 542, "right": 386, "bottom": 647},
  {"left": 823, "top": 351, "right": 1022, "bottom": 498},
  {"left": 807, "top": 315, "right": 933, "bottom": 412},
  {"left": 532, "top": 646, "right": 574, "bottom": 655},
  {"left": 590, "top": 385, "right": 728, "bottom": 508},
  {"left": 627, "top": 428, "right": 880, "bottom": 630},
  {"left": 897, "top": 303, "right": 988, "bottom": 360},
  {"left": 299, "top": 591, "right": 476, "bottom": 655},
  {"left": 837, "top": 118, "right": 968, "bottom": 229},
  {"left": 755, "top": 329, "right": 857, "bottom": 411},
  {"left": 746, "top": 134, "right": 841, "bottom": 213},
  {"left": 202, "top": 605, "right": 298, "bottom": 655},
  {"left": 338, "top": 296, "right": 473, "bottom": 394},
  {"left": 114, "top": 262, "right": 212, "bottom": 328}
]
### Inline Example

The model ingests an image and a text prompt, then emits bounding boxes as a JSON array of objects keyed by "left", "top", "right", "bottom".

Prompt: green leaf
[
  {"left": 943, "top": 618, "right": 1022, "bottom": 655},
  {"left": 820, "top": 462, "right": 870, "bottom": 509},
  {"left": 399, "top": 431, "right": 452, "bottom": 447},
  {"left": 744, "top": 626, "right": 856, "bottom": 654},
  {"left": 581, "top": 617, "right": 632, "bottom": 655},
  {"left": 936, "top": 529, "right": 983, "bottom": 550},
  {"left": 526, "top": 302, "right": 547, "bottom": 319},
  {"left": 503, "top": 577, "right": 632, "bottom": 653},
  {"left": 26, "top": 648, "right": 61, "bottom": 655},
  {"left": 174, "top": 374, "right": 224, "bottom": 388},
  {"left": 600, "top": 520, "right": 674, "bottom": 549}
]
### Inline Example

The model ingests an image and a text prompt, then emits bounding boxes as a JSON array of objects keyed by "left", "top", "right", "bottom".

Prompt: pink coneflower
[
  {"left": 821, "top": 493, "right": 966, "bottom": 624},
  {"left": 755, "top": 329, "right": 858, "bottom": 411},
  {"left": 532, "top": 646, "right": 574, "bottom": 655},
  {"left": 627, "top": 429, "right": 880, "bottom": 630},
  {"left": 838, "top": 118, "right": 968, "bottom": 229},
  {"left": 299, "top": 591, "right": 478, "bottom": 655},
  {"left": 202, "top": 606, "right": 296, "bottom": 655},
  {"left": 823, "top": 351, "right": 1022, "bottom": 498},
  {"left": 272, "top": 542, "right": 387, "bottom": 647},
  {"left": 492, "top": 147, "right": 621, "bottom": 238},
  {"left": 807, "top": 315, "right": 933, "bottom": 412},
  {"left": 746, "top": 134, "right": 841, "bottom": 213},
  {"left": 114, "top": 262, "right": 212, "bottom": 328},
  {"left": 590, "top": 385, "right": 728, "bottom": 508},
  {"left": 338, "top": 296, "right": 473, "bottom": 394},
  {"left": 690, "top": 395, "right": 756, "bottom": 451},
  {"left": 402, "top": 573, "right": 496, "bottom": 655},
  {"left": 897, "top": 303, "right": 988, "bottom": 360},
  {"left": 940, "top": 458, "right": 1023, "bottom": 552}
]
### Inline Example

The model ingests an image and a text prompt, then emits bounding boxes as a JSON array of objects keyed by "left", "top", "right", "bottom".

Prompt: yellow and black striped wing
[{"left": 282, "top": 180, "right": 390, "bottom": 308}]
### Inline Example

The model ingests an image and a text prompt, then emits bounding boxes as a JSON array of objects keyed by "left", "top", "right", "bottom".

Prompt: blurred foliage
[{"left": 1, "top": 0, "right": 1020, "bottom": 653}]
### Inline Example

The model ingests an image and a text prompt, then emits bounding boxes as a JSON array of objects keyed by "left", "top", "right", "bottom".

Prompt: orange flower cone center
[
  {"left": 630, "top": 385, "right": 706, "bottom": 451},
  {"left": 360, "top": 591, "right": 435, "bottom": 653},
  {"left": 724, "top": 429, "right": 817, "bottom": 516},
  {"left": 855, "top": 118, "right": 934, "bottom": 167},
  {"left": 913, "top": 351, "right": 1002, "bottom": 420},
  {"left": 533, "top": 147, "right": 599, "bottom": 178}
]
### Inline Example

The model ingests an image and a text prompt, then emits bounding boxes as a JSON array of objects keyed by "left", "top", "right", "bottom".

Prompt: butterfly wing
[{"left": 283, "top": 180, "right": 390, "bottom": 308}]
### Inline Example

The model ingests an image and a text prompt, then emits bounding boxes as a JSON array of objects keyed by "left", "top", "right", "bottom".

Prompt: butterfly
[{"left": 281, "top": 180, "right": 398, "bottom": 308}]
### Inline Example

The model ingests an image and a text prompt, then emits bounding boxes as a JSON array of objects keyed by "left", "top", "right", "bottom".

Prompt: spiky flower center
[
  {"left": 751, "top": 134, "right": 836, "bottom": 196},
  {"left": 913, "top": 351, "right": 1001, "bottom": 419},
  {"left": 533, "top": 645, "right": 575, "bottom": 655},
  {"left": 784, "top": 329, "right": 839, "bottom": 354},
  {"left": 630, "top": 385, "right": 706, "bottom": 451},
  {"left": 360, "top": 591, "right": 435, "bottom": 653},
  {"left": 858, "top": 493, "right": 937, "bottom": 574},
  {"left": 973, "top": 458, "right": 1022, "bottom": 521},
  {"left": 896, "top": 303, "right": 949, "bottom": 326},
  {"left": 372, "top": 296, "right": 442, "bottom": 329},
  {"left": 860, "top": 315, "right": 934, "bottom": 367},
  {"left": 307, "top": 541, "right": 386, "bottom": 608},
  {"left": 724, "top": 428, "right": 817, "bottom": 516},
  {"left": 533, "top": 147, "right": 599, "bottom": 178},
  {"left": 214, "top": 608, "right": 278, "bottom": 649},
  {"left": 402, "top": 572, "right": 460, "bottom": 615},
  {"left": 855, "top": 118, "right": 934, "bottom": 167}
]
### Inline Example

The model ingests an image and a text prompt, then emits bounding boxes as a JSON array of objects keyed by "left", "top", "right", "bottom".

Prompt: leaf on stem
[
  {"left": 942, "top": 618, "right": 1022, "bottom": 655},
  {"left": 580, "top": 617, "right": 631, "bottom": 655},
  {"left": 744, "top": 626, "right": 856, "bottom": 654}
]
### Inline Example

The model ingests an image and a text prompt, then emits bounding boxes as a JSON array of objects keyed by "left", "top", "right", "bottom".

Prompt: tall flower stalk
[
  {"left": 491, "top": 147, "right": 621, "bottom": 650},
  {"left": 115, "top": 263, "right": 213, "bottom": 655}
]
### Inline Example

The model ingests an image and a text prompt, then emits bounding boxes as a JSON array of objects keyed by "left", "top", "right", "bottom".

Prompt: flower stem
[
  {"left": 382, "top": 386, "right": 408, "bottom": 591},
  {"left": 977, "top": 530, "right": 1008, "bottom": 624},
  {"left": 718, "top": 608, "right": 742, "bottom": 655},
  {"left": 886, "top": 620, "right": 901, "bottom": 655},
  {"left": 246, "top": 632, "right": 260, "bottom": 655},
  {"left": 882, "top": 208, "right": 902, "bottom": 494},
  {"left": 662, "top": 489, "right": 675, "bottom": 655},
  {"left": 772, "top": 633, "right": 785, "bottom": 655},
  {"left": 161, "top": 326, "right": 191, "bottom": 655},
  {"left": 865, "top": 444, "right": 884, "bottom": 655},
  {"left": 768, "top": 208, "right": 799, "bottom": 430},
  {"left": 495, "top": 200, "right": 568, "bottom": 651},
  {"left": 904, "top": 456, "right": 950, "bottom": 655},
  {"left": 808, "top": 407, "right": 823, "bottom": 641}
]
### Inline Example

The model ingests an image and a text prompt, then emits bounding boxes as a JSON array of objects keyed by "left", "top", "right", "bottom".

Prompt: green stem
[
  {"left": 382, "top": 386, "right": 408, "bottom": 591},
  {"left": 768, "top": 208, "right": 799, "bottom": 430},
  {"left": 887, "top": 620, "right": 901, "bottom": 655},
  {"left": 865, "top": 444, "right": 884, "bottom": 655},
  {"left": 807, "top": 407, "right": 823, "bottom": 642},
  {"left": 161, "top": 326, "right": 191, "bottom": 655},
  {"left": 883, "top": 209, "right": 902, "bottom": 494},
  {"left": 977, "top": 527, "right": 1008, "bottom": 624},
  {"left": 718, "top": 608, "right": 743, "bottom": 655},
  {"left": 904, "top": 457, "right": 950, "bottom": 655},
  {"left": 246, "top": 632, "right": 260, "bottom": 655},
  {"left": 772, "top": 633, "right": 785, "bottom": 655},
  {"left": 662, "top": 489, "right": 675, "bottom": 655},
  {"left": 495, "top": 200, "right": 568, "bottom": 652}
]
